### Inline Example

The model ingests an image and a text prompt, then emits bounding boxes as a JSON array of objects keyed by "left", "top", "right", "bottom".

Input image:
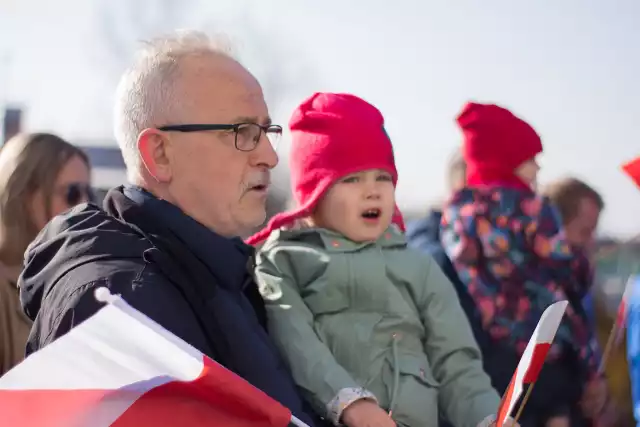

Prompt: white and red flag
[
  {"left": 495, "top": 300, "right": 568, "bottom": 427},
  {"left": 613, "top": 276, "right": 636, "bottom": 345},
  {"left": 0, "top": 288, "right": 309, "bottom": 427}
]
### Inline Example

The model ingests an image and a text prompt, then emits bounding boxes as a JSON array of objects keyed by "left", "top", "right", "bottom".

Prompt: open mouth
[
  {"left": 248, "top": 184, "right": 268, "bottom": 192},
  {"left": 361, "top": 208, "right": 381, "bottom": 220}
]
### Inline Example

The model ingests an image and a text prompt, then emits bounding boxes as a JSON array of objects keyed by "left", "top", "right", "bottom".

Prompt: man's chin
[{"left": 239, "top": 210, "right": 267, "bottom": 237}]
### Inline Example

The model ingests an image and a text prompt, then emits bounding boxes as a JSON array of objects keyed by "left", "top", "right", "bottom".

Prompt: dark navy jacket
[
  {"left": 19, "top": 185, "right": 321, "bottom": 426},
  {"left": 406, "top": 209, "right": 489, "bottom": 354}
]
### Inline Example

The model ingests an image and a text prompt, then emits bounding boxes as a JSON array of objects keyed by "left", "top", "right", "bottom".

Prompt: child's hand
[
  {"left": 594, "top": 399, "right": 620, "bottom": 427},
  {"left": 580, "top": 377, "right": 608, "bottom": 419},
  {"left": 341, "top": 399, "right": 396, "bottom": 427},
  {"left": 544, "top": 415, "right": 571, "bottom": 427}
]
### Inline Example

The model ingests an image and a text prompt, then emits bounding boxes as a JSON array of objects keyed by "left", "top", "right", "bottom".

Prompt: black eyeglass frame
[{"left": 157, "top": 123, "right": 283, "bottom": 152}]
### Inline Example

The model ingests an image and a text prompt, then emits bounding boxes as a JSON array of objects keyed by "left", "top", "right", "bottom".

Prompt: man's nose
[{"left": 251, "top": 133, "right": 279, "bottom": 169}]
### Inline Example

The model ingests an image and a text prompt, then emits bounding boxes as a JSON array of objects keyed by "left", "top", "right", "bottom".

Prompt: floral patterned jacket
[{"left": 440, "top": 186, "right": 600, "bottom": 378}]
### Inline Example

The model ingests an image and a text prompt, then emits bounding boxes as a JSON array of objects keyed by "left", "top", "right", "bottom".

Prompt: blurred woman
[{"left": 0, "top": 132, "right": 92, "bottom": 376}]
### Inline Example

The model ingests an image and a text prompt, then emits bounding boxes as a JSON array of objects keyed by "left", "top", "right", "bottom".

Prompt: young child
[
  {"left": 247, "top": 93, "right": 505, "bottom": 427},
  {"left": 440, "top": 102, "right": 608, "bottom": 427}
]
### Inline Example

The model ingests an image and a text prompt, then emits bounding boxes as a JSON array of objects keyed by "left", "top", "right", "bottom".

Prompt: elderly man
[{"left": 18, "top": 31, "right": 320, "bottom": 426}]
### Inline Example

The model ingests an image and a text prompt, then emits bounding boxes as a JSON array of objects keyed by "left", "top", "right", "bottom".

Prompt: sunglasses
[{"left": 60, "top": 183, "right": 95, "bottom": 207}]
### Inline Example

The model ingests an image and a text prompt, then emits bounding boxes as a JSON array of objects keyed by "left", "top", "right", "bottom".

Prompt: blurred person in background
[
  {"left": 544, "top": 178, "right": 631, "bottom": 426},
  {"left": 543, "top": 178, "right": 604, "bottom": 328},
  {"left": 406, "top": 149, "right": 489, "bottom": 356},
  {"left": 0, "top": 132, "right": 92, "bottom": 376},
  {"left": 441, "top": 102, "right": 608, "bottom": 427}
]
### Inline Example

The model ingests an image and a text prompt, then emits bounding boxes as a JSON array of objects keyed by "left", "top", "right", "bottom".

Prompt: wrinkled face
[
  {"left": 311, "top": 169, "right": 396, "bottom": 242},
  {"left": 30, "top": 155, "right": 92, "bottom": 230},
  {"left": 564, "top": 197, "right": 601, "bottom": 250},
  {"left": 515, "top": 157, "right": 540, "bottom": 189},
  {"left": 139, "top": 55, "right": 279, "bottom": 237}
]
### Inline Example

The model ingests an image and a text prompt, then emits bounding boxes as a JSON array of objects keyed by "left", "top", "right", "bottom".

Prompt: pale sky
[{"left": 0, "top": 0, "right": 638, "bottom": 237}]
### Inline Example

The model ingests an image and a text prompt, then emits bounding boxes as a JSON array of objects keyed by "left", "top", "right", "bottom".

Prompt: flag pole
[
  {"left": 290, "top": 414, "right": 311, "bottom": 427},
  {"left": 598, "top": 324, "right": 618, "bottom": 374},
  {"left": 513, "top": 382, "right": 535, "bottom": 423}
]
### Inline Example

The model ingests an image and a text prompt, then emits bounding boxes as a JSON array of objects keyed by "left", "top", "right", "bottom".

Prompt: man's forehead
[{"left": 175, "top": 55, "right": 269, "bottom": 123}]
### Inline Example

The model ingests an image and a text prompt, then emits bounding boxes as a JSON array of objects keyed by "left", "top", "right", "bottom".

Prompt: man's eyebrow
[{"left": 230, "top": 116, "right": 272, "bottom": 126}]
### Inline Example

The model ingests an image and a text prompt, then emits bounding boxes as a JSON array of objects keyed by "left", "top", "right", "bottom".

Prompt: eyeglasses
[
  {"left": 59, "top": 183, "right": 95, "bottom": 207},
  {"left": 157, "top": 123, "right": 283, "bottom": 152}
]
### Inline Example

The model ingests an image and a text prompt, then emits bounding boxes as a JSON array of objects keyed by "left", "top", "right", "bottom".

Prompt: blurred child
[
  {"left": 440, "top": 102, "right": 608, "bottom": 427},
  {"left": 247, "top": 93, "right": 505, "bottom": 427}
]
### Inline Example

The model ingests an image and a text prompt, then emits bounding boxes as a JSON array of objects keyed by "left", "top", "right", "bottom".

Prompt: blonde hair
[
  {"left": 447, "top": 148, "right": 467, "bottom": 192},
  {"left": 113, "top": 30, "right": 237, "bottom": 182},
  {"left": 0, "top": 133, "right": 90, "bottom": 266}
]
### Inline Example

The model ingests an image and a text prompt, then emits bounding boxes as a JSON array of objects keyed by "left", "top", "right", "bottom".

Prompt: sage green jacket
[{"left": 255, "top": 226, "right": 500, "bottom": 427}]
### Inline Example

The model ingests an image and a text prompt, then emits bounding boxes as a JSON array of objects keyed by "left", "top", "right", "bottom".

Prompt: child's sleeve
[
  {"left": 440, "top": 204, "right": 505, "bottom": 339},
  {"left": 409, "top": 255, "right": 501, "bottom": 427},
  {"left": 527, "top": 198, "right": 601, "bottom": 378},
  {"left": 254, "top": 247, "right": 377, "bottom": 425}
]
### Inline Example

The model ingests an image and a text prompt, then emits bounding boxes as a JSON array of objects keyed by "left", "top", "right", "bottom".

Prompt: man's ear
[{"left": 137, "top": 128, "right": 173, "bottom": 183}]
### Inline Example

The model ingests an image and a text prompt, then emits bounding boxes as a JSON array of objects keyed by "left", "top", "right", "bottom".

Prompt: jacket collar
[
  {"left": 108, "top": 185, "right": 251, "bottom": 292},
  {"left": 268, "top": 225, "right": 406, "bottom": 253}
]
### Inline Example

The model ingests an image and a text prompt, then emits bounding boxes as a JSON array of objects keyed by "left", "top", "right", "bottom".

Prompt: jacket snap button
[
  {"left": 332, "top": 241, "right": 340, "bottom": 247},
  {"left": 385, "top": 233, "right": 391, "bottom": 239},
  {"left": 420, "top": 368, "right": 425, "bottom": 378}
]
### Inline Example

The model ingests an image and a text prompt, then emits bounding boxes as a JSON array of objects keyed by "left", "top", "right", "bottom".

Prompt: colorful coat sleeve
[
  {"left": 439, "top": 202, "right": 515, "bottom": 341},
  {"left": 254, "top": 245, "right": 377, "bottom": 425},
  {"left": 527, "top": 198, "right": 601, "bottom": 378}
]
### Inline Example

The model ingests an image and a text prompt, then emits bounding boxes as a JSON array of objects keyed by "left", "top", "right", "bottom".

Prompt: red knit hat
[
  {"left": 622, "top": 156, "right": 640, "bottom": 189},
  {"left": 457, "top": 102, "right": 543, "bottom": 188},
  {"left": 245, "top": 92, "right": 405, "bottom": 245}
]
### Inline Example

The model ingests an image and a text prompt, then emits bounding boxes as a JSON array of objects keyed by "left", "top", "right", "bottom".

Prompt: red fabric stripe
[
  {"left": 0, "top": 389, "right": 109, "bottom": 427},
  {"left": 496, "top": 375, "right": 516, "bottom": 426},
  {"left": 522, "top": 343, "right": 551, "bottom": 384},
  {"left": 115, "top": 357, "right": 292, "bottom": 427},
  {"left": 0, "top": 357, "right": 292, "bottom": 427},
  {"left": 616, "top": 300, "right": 628, "bottom": 329}
]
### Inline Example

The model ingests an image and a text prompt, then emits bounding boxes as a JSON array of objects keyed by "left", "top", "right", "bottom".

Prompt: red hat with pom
[
  {"left": 245, "top": 92, "right": 405, "bottom": 246},
  {"left": 457, "top": 102, "right": 543, "bottom": 188},
  {"left": 622, "top": 155, "right": 640, "bottom": 189}
]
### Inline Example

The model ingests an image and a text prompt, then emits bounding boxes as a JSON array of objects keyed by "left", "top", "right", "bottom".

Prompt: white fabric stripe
[{"left": 0, "top": 288, "right": 203, "bottom": 390}]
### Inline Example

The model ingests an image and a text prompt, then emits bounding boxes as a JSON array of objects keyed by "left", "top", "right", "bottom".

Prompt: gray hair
[{"left": 113, "top": 30, "right": 236, "bottom": 182}]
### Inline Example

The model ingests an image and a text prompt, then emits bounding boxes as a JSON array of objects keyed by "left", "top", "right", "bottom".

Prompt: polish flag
[
  {"left": 622, "top": 155, "right": 640, "bottom": 189},
  {"left": 0, "top": 288, "right": 309, "bottom": 427},
  {"left": 495, "top": 300, "right": 568, "bottom": 427},
  {"left": 613, "top": 276, "right": 637, "bottom": 345},
  {"left": 597, "top": 275, "right": 639, "bottom": 374}
]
